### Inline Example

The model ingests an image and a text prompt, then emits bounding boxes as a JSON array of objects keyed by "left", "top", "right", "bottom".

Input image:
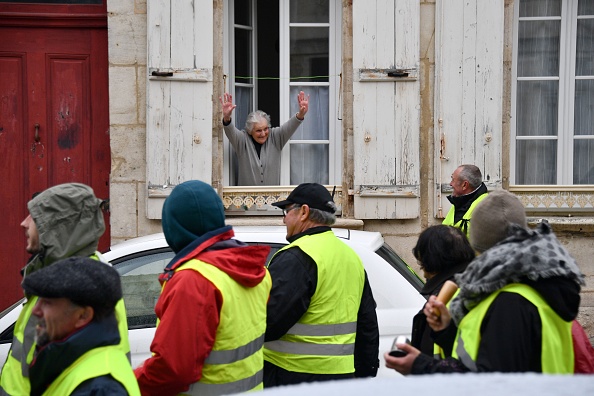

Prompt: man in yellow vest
[
  {"left": 0, "top": 183, "right": 130, "bottom": 395},
  {"left": 134, "top": 180, "right": 272, "bottom": 395},
  {"left": 385, "top": 190, "right": 584, "bottom": 374},
  {"left": 22, "top": 257, "right": 139, "bottom": 396},
  {"left": 264, "top": 183, "right": 379, "bottom": 387},
  {"left": 442, "top": 164, "right": 489, "bottom": 237}
]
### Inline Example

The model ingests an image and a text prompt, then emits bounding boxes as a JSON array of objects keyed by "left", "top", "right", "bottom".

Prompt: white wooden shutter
[
  {"left": 146, "top": 0, "right": 214, "bottom": 218},
  {"left": 352, "top": 0, "right": 421, "bottom": 219},
  {"left": 434, "top": 0, "right": 504, "bottom": 218}
]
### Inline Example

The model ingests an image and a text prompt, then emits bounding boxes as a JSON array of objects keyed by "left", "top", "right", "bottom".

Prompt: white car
[{"left": 0, "top": 226, "right": 425, "bottom": 378}]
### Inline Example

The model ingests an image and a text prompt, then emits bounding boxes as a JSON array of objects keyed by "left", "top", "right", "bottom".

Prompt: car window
[
  {"left": 113, "top": 249, "right": 174, "bottom": 329},
  {"left": 375, "top": 243, "right": 424, "bottom": 292},
  {"left": 112, "top": 243, "right": 286, "bottom": 330}
]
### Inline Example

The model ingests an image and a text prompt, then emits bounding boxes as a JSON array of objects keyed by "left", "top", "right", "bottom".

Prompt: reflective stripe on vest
[
  {"left": 168, "top": 259, "right": 271, "bottom": 395},
  {"left": 204, "top": 334, "right": 265, "bottom": 365},
  {"left": 186, "top": 369, "right": 263, "bottom": 396},
  {"left": 442, "top": 192, "right": 488, "bottom": 237},
  {"left": 265, "top": 322, "right": 357, "bottom": 356},
  {"left": 0, "top": 252, "right": 131, "bottom": 395},
  {"left": 264, "top": 231, "right": 365, "bottom": 375},
  {"left": 452, "top": 283, "right": 574, "bottom": 373},
  {"left": 42, "top": 345, "right": 139, "bottom": 396}
]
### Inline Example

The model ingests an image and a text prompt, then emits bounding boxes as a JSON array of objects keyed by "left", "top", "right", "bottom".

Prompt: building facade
[{"left": 107, "top": 0, "right": 593, "bottom": 338}]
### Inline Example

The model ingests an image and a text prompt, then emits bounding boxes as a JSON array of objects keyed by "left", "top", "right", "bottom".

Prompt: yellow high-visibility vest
[
  {"left": 167, "top": 259, "right": 271, "bottom": 395},
  {"left": 264, "top": 231, "right": 365, "bottom": 374},
  {"left": 452, "top": 283, "right": 573, "bottom": 373}
]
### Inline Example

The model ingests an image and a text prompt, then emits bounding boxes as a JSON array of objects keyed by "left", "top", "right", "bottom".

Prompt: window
[
  {"left": 223, "top": 0, "right": 341, "bottom": 186},
  {"left": 512, "top": 0, "right": 594, "bottom": 185}
]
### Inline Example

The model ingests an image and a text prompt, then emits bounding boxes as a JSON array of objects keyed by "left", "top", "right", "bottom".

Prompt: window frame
[
  {"left": 511, "top": 0, "right": 594, "bottom": 186},
  {"left": 222, "top": 0, "right": 342, "bottom": 188}
]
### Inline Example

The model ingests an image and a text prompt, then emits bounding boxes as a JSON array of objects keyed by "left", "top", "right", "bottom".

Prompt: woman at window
[{"left": 220, "top": 91, "right": 309, "bottom": 186}]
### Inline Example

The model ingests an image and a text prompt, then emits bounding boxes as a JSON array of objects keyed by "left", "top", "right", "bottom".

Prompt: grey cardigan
[{"left": 223, "top": 115, "right": 303, "bottom": 185}]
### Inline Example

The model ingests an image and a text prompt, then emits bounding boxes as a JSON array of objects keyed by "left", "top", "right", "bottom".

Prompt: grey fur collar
[{"left": 450, "top": 222, "right": 584, "bottom": 324}]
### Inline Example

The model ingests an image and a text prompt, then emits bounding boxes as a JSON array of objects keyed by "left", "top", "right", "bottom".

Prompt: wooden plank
[
  {"left": 376, "top": 0, "right": 395, "bottom": 67},
  {"left": 170, "top": 0, "right": 194, "bottom": 69},
  {"left": 434, "top": 0, "right": 505, "bottom": 218},
  {"left": 190, "top": 82, "right": 213, "bottom": 182},
  {"left": 460, "top": 0, "right": 478, "bottom": 164},
  {"left": 147, "top": 0, "right": 170, "bottom": 70},
  {"left": 353, "top": 0, "right": 420, "bottom": 219},
  {"left": 394, "top": 0, "right": 420, "bottom": 186},
  {"left": 194, "top": 0, "right": 213, "bottom": 69},
  {"left": 354, "top": 195, "right": 419, "bottom": 219},
  {"left": 476, "top": 1, "right": 504, "bottom": 184},
  {"left": 146, "top": 81, "right": 171, "bottom": 188}
]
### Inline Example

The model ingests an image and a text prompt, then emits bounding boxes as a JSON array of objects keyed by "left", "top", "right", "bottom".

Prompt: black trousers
[{"left": 263, "top": 360, "right": 354, "bottom": 388}]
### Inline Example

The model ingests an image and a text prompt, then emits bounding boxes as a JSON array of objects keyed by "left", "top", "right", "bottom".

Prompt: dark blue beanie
[{"left": 162, "top": 180, "right": 226, "bottom": 253}]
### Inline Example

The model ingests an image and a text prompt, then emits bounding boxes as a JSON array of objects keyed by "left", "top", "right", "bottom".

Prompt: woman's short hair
[
  {"left": 412, "top": 225, "right": 475, "bottom": 274},
  {"left": 245, "top": 110, "right": 271, "bottom": 133}
]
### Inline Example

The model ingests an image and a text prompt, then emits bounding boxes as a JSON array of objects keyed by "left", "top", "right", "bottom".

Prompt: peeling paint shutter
[
  {"left": 146, "top": 0, "right": 214, "bottom": 219},
  {"left": 352, "top": 0, "right": 420, "bottom": 219},
  {"left": 434, "top": 0, "right": 504, "bottom": 219}
]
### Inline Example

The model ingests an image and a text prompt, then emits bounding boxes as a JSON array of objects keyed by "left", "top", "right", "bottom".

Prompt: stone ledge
[
  {"left": 527, "top": 217, "right": 594, "bottom": 233},
  {"left": 226, "top": 217, "right": 365, "bottom": 230}
]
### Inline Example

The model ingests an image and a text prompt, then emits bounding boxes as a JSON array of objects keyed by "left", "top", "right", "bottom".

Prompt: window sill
[
  {"left": 509, "top": 186, "right": 594, "bottom": 214},
  {"left": 223, "top": 185, "right": 343, "bottom": 214}
]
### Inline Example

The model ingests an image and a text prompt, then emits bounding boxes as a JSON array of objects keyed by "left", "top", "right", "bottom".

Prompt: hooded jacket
[
  {"left": 412, "top": 222, "right": 584, "bottom": 374},
  {"left": 0, "top": 183, "right": 116, "bottom": 396},
  {"left": 134, "top": 180, "right": 271, "bottom": 396},
  {"left": 24, "top": 183, "right": 106, "bottom": 276}
]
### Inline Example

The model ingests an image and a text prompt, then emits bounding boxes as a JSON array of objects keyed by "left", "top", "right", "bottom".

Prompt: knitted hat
[
  {"left": 470, "top": 189, "right": 527, "bottom": 253},
  {"left": 22, "top": 256, "right": 122, "bottom": 318},
  {"left": 272, "top": 183, "right": 336, "bottom": 213},
  {"left": 162, "top": 180, "right": 226, "bottom": 253}
]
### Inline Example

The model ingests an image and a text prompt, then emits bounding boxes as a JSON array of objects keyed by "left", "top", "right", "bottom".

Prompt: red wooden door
[{"left": 0, "top": 2, "right": 110, "bottom": 310}]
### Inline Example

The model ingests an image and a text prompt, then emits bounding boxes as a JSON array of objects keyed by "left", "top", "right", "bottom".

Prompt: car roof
[{"left": 103, "top": 226, "right": 385, "bottom": 260}]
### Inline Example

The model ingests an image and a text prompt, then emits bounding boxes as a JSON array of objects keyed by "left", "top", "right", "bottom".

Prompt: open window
[{"left": 223, "top": 0, "right": 342, "bottom": 188}]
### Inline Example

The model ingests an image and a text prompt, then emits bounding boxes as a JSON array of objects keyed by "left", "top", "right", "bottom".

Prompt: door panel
[
  {"left": 0, "top": 5, "right": 109, "bottom": 310},
  {"left": 0, "top": 54, "right": 27, "bottom": 306}
]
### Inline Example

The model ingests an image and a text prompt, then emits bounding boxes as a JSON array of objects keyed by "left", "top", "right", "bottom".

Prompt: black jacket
[
  {"left": 264, "top": 226, "right": 380, "bottom": 384},
  {"left": 29, "top": 315, "right": 128, "bottom": 396},
  {"left": 410, "top": 262, "right": 468, "bottom": 356},
  {"left": 412, "top": 276, "right": 581, "bottom": 373}
]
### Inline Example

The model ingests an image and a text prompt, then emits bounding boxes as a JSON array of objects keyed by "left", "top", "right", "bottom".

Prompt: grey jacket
[
  {"left": 224, "top": 115, "right": 303, "bottom": 185},
  {"left": 24, "top": 183, "right": 105, "bottom": 276}
]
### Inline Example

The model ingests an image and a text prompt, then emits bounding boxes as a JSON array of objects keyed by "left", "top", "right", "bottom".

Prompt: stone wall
[
  {"left": 106, "top": 0, "right": 594, "bottom": 342},
  {"left": 108, "top": 0, "right": 162, "bottom": 245}
]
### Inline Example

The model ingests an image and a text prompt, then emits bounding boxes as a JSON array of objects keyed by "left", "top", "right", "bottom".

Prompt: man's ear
[
  {"left": 74, "top": 306, "right": 94, "bottom": 328},
  {"left": 299, "top": 204, "right": 310, "bottom": 220}
]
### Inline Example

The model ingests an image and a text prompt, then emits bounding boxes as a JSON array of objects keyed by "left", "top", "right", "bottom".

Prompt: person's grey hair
[
  {"left": 245, "top": 110, "right": 271, "bottom": 133},
  {"left": 307, "top": 202, "right": 337, "bottom": 225},
  {"left": 458, "top": 164, "right": 482, "bottom": 189}
]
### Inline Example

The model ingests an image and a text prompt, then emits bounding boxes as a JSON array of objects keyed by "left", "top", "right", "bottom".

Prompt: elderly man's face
[
  {"left": 449, "top": 167, "right": 468, "bottom": 197},
  {"left": 249, "top": 120, "right": 270, "bottom": 144},
  {"left": 20, "top": 214, "right": 40, "bottom": 254},
  {"left": 32, "top": 297, "right": 87, "bottom": 347}
]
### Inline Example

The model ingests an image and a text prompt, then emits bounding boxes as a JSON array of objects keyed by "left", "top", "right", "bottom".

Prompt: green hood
[{"left": 24, "top": 183, "right": 105, "bottom": 276}]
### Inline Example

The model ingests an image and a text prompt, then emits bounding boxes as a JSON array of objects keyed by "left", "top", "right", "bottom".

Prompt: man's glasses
[{"left": 282, "top": 205, "right": 301, "bottom": 217}]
